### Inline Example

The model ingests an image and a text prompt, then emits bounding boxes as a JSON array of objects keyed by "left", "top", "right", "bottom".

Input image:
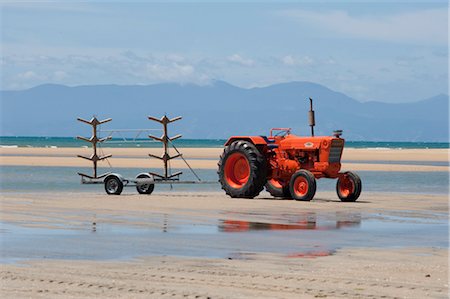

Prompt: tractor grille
[{"left": 329, "top": 139, "right": 344, "bottom": 163}]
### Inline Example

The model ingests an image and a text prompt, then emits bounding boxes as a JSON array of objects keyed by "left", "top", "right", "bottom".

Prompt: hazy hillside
[{"left": 1, "top": 81, "right": 448, "bottom": 141}]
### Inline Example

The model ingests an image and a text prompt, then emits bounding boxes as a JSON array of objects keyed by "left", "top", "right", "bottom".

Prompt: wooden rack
[
  {"left": 147, "top": 115, "right": 183, "bottom": 181},
  {"left": 77, "top": 116, "right": 112, "bottom": 179}
]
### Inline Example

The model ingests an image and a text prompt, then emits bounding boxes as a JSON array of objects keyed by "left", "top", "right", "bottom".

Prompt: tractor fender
[{"left": 224, "top": 136, "right": 268, "bottom": 146}]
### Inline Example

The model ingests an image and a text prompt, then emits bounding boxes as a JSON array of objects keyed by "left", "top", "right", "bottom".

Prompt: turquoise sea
[{"left": 1, "top": 136, "right": 449, "bottom": 149}]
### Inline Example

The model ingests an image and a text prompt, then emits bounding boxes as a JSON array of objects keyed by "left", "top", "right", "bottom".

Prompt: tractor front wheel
[
  {"left": 289, "top": 170, "right": 316, "bottom": 201},
  {"left": 265, "top": 178, "right": 291, "bottom": 199},
  {"left": 336, "top": 171, "right": 362, "bottom": 202},
  {"left": 218, "top": 140, "right": 267, "bottom": 198}
]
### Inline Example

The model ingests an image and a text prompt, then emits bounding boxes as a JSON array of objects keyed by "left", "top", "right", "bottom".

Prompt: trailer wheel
[
  {"left": 265, "top": 178, "right": 291, "bottom": 199},
  {"left": 336, "top": 171, "right": 362, "bottom": 202},
  {"left": 104, "top": 175, "right": 123, "bottom": 195},
  {"left": 136, "top": 173, "right": 155, "bottom": 195},
  {"left": 218, "top": 140, "right": 267, "bottom": 198},
  {"left": 289, "top": 170, "right": 316, "bottom": 201}
]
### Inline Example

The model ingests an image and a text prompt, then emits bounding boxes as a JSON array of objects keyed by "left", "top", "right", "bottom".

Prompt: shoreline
[{"left": 1, "top": 147, "right": 449, "bottom": 172}]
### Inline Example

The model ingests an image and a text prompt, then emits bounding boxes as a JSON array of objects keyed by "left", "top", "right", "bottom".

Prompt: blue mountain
[{"left": 1, "top": 81, "right": 448, "bottom": 141}]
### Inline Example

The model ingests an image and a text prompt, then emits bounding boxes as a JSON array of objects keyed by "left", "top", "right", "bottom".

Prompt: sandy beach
[
  {"left": 1, "top": 147, "right": 449, "bottom": 298},
  {"left": 0, "top": 191, "right": 448, "bottom": 298}
]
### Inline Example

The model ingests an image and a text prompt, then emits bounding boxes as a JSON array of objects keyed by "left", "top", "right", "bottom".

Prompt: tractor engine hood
[{"left": 279, "top": 135, "right": 333, "bottom": 150}]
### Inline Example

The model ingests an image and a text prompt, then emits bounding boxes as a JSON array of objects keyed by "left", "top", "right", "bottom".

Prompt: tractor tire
[
  {"left": 218, "top": 140, "right": 267, "bottom": 198},
  {"left": 289, "top": 170, "right": 316, "bottom": 201},
  {"left": 265, "top": 178, "right": 291, "bottom": 199},
  {"left": 336, "top": 171, "right": 362, "bottom": 202},
  {"left": 136, "top": 173, "right": 155, "bottom": 195},
  {"left": 104, "top": 175, "right": 123, "bottom": 195}
]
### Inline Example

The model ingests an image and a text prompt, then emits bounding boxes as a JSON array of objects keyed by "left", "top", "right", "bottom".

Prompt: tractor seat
[
  {"left": 260, "top": 136, "right": 275, "bottom": 143},
  {"left": 260, "top": 136, "right": 278, "bottom": 149}
]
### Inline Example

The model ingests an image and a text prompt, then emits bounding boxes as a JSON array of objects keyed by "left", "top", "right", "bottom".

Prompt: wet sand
[
  {"left": 1, "top": 191, "right": 448, "bottom": 298},
  {"left": 1, "top": 147, "right": 449, "bottom": 298}
]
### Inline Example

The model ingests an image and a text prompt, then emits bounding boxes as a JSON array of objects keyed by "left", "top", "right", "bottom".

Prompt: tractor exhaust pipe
[{"left": 308, "top": 97, "right": 315, "bottom": 137}]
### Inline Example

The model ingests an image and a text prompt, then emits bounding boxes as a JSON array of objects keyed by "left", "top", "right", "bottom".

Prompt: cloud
[
  {"left": 145, "top": 62, "right": 195, "bottom": 81},
  {"left": 2, "top": 52, "right": 212, "bottom": 89},
  {"left": 282, "top": 55, "right": 314, "bottom": 66},
  {"left": 227, "top": 54, "right": 254, "bottom": 67},
  {"left": 53, "top": 70, "right": 68, "bottom": 81},
  {"left": 395, "top": 56, "right": 424, "bottom": 67},
  {"left": 325, "top": 58, "right": 336, "bottom": 65},
  {"left": 165, "top": 54, "right": 186, "bottom": 63},
  {"left": 432, "top": 49, "right": 448, "bottom": 58},
  {"left": 16, "top": 70, "right": 45, "bottom": 80},
  {"left": 280, "top": 8, "right": 448, "bottom": 45}
]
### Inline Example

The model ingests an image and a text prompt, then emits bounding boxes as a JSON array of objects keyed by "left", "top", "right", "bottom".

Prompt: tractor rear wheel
[
  {"left": 218, "top": 140, "right": 267, "bottom": 198},
  {"left": 336, "top": 171, "right": 362, "bottom": 202},
  {"left": 265, "top": 178, "right": 291, "bottom": 199},
  {"left": 289, "top": 170, "right": 316, "bottom": 201}
]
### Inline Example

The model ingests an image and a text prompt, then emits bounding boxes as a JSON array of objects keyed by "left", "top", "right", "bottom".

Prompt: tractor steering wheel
[{"left": 274, "top": 130, "right": 289, "bottom": 137}]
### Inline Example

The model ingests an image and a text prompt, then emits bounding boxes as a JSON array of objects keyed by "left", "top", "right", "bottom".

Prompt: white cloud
[
  {"left": 227, "top": 54, "right": 254, "bottom": 67},
  {"left": 16, "top": 70, "right": 45, "bottom": 80},
  {"left": 280, "top": 8, "right": 448, "bottom": 45},
  {"left": 52, "top": 70, "right": 68, "bottom": 81},
  {"left": 282, "top": 55, "right": 296, "bottom": 66},
  {"left": 2, "top": 52, "right": 213, "bottom": 89},
  {"left": 325, "top": 58, "right": 336, "bottom": 65},
  {"left": 145, "top": 63, "right": 195, "bottom": 81},
  {"left": 165, "top": 54, "right": 185, "bottom": 63},
  {"left": 282, "top": 55, "right": 314, "bottom": 66}
]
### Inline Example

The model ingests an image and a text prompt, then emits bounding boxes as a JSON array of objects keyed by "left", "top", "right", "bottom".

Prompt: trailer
[{"left": 77, "top": 115, "right": 215, "bottom": 195}]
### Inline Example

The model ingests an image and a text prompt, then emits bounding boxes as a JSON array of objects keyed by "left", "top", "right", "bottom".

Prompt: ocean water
[
  {"left": 1, "top": 166, "right": 448, "bottom": 195},
  {"left": 1, "top": 136, "right": 449, "bottom": 149}
]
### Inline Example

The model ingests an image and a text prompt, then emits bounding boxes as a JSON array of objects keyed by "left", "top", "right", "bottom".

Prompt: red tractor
[{"left": 218, "top": 98, "right": 362, "bottom": 202}]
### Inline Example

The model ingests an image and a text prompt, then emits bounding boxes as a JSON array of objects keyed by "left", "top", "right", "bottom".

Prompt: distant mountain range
[{"left": 1, "top": 81, "right": 448, "bottom": 141}]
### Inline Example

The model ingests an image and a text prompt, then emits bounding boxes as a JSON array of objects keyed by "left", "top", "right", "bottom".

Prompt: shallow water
[
  {"left": 1, "top": 211, "right": 447, "bottom": 263},
  {"left": 1, "top": 166, "right": 448, "bottom": 195}
]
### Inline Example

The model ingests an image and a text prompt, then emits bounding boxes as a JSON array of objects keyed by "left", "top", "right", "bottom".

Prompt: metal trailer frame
[
  {"left": 80, "top": 172, "right": 216, "bottom": 195},
  {"left": 77, "top": 115, "right": 216, "bottom": 195}
]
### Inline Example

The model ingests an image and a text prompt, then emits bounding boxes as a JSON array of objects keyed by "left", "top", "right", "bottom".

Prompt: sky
[{"left": 0, "top": 0, "right": 448, "bottom": 103}]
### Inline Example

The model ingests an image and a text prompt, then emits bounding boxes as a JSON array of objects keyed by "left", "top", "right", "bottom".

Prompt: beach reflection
[{"left": 219, "top": 212, "right": 361, "bottom": 232}]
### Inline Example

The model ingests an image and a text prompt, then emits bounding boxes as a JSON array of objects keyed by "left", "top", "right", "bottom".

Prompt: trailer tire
[
  {"left": 136, "top": 173, "right": 155, "bottom": 195},
  {"left": 289, "top": 170, "right": 316, "bottom": 201},
  {"left": 336, "top": 171, "right": 362, "bottom": 202},
  {"left": 218, "top": 140, "right": 267, "bottom": 199},
  {"left": 265, "top": 178, "right": 291, "bottom": 199},
  {"left": 104, "top": 175, "right": 123, "bottom": 195}
]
